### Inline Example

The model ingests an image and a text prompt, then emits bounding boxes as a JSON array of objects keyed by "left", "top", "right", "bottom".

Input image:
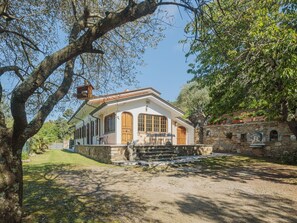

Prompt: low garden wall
[
  {"left": 75, "top": 145, "right": 127, "bottom": 163},
  {"left": 202, "top": 121, "right": 297, "bottom": 162},
  {"left": 172, "top": 145, "right": 213, "bottom": 156},
  {"left": 75, "top": 144, "right": 214, "bottom": 164}
]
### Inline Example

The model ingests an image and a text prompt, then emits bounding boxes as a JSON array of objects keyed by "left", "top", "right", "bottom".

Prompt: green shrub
[
  {"left": 29, "top": 136, "right": 49, "bottom": 154},
  {"left": 255, "top": 110, "right": 266, "bottom": 116}
]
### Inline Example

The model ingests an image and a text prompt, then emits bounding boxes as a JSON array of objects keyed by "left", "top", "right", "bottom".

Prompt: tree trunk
[
  {"left": 0, "top": 128, "right": 23, "bottom": 223},
  {"left": 281, "top": 101, "right": 297, "bottom": 138},
  {"left": 287, "top": 120, "right": 297, "bottom": 138},
  {"left": 199, "top": 126, "right": 204, "bottom": 144}
]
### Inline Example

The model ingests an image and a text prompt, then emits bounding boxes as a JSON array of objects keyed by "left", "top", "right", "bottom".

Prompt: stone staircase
[{"left": 137, "top": 146, "right": 178, "bottom": 161}]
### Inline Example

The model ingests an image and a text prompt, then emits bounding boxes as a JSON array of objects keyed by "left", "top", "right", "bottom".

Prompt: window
[
  {"left": 96, "top": 118, "right": 100, "bottom": 136},
  {"left": 74, "top": 129, "right": 77, "bottom": 139},
  {"left": 160, "top": 116, "right": 167, "bottom": 132},
  {"left": 154, "top": 116, "right": 160, "bottom": 132},
  {"left": 82, "top": 125, "right": 86, "bottom": 138},
  {"left": 91, "top": 121, "right": 94, "bottom": 137},
  {"left": 138, "top": 114, "right": 167, "bottom": 132},
  {"left": 87, "top": 123, "right": 90, "bottom": 144},
  {"left": 104, "top": 113, "right": 115, "bottom": 133},
  {"left": 138, "top": 114, "right": 145, "bottom": 131},
  {"left": 146, "top": 115, "right": 152, "bottom": 132},
  {"left": 270, "top": 130, "right": 278, "bottom": 141},
  {"left": 240, "top": 133, "right": 247, "bottom": 142}
]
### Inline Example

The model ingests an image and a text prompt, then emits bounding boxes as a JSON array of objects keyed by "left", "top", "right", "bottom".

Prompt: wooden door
[
  {"left": 121, "top": 112, "right": 133, "bottom": 144},
  {"left": 177, "top": 126, "right": 186, "bottom": 145}
]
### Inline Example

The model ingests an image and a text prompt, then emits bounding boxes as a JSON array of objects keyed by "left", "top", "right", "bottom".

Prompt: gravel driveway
[{"left": 55, "top": 155, "right": 297, "bottom": 223}]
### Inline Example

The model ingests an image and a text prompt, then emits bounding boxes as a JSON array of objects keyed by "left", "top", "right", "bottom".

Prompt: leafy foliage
[
  {"left": 29, "top": 109, "right": 73, "bottom": 154},
  {"left": 175, "top": 81, "right": 210, "bottom": 125},
  {"left": 185, "top": 0, "right": 297, "bottom": 122}
]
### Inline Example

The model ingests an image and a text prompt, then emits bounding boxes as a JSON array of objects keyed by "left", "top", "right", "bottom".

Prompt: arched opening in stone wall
[{"left": 270, "top": 130, "right": 278, "bottom": 141}]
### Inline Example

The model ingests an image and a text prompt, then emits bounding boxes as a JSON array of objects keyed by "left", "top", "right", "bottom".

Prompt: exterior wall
[
  {"left": 203, "top": 121, "right": 297, "bottom": 158},
  {"left": 171, "top": 122, "right": 194, "bottom": 145},
  {"left": 75, "top": 116, "right": 99, "bottom": 146},
  {"left": 115, "top": 98, "right": 174, "bottom": 145},
  {"left": 74, "top": 98, "right": 195, "bottom": 146}
]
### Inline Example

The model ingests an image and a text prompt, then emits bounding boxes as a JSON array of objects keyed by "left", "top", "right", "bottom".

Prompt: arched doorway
[
  {"left": 121, "top": 112, "right": 133, "bottom": 144},
  {"left": 177, "top": 126, "right": 186, "bottom": 145},
  {"left": 270, "top": 130, "right": 278, "bottom": 141}
]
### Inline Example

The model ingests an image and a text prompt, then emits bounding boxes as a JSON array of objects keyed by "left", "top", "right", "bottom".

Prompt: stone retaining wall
[
  {"left": 173, "top": 145, "right": 213, "bottom": 156},
  {"left": 75, "top": 144, "right": 214, "bottom": 164},
  {"left": 202, "top": 121, "right": 297, "bottom": 158},
  {"left": 75, "top": 145, "right": 127, "bottom": 163}
]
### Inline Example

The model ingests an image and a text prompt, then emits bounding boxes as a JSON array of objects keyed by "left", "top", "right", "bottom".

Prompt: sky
[
  {"left": 0, "top": 5, "right": 195, "bottom": 119},
  {"left": 122, "top": 7, "right": 194, "bottom": 102}
]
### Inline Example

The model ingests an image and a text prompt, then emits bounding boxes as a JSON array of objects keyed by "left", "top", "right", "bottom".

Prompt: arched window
[{"left": 270, "top": 130, "right": 278, "bottom": 141}]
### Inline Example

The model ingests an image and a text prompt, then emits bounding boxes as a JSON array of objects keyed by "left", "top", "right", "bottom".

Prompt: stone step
[
  {"left": 139, "top": 153, "right": 177, "bottom": 161},
  {"left": 137, "top": 148, "right": 176, "bottom": 153},
  {"left": 136, "top": 146, "right": 178, "bottom": 161},
  {"left": 140, "top": 153, "right": 177, "bottom": 158},
  {"left": 142, "top": 156, "right": 180, "bottom": 162},
  {"left": 138, "top": 150, "right": 178, "bottom": 155}
]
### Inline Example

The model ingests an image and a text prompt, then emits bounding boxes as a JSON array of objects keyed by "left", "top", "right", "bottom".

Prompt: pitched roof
[
  {"left": 90, "top": 92, "right": 184, "bottom": 116},
  {"left": 68, "top": 87, "right": 161, "bottom": 123}
]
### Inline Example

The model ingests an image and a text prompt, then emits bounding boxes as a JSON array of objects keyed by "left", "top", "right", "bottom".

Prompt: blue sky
[{"left": 126, "top": 8, "right": 193, "bottom": 102}]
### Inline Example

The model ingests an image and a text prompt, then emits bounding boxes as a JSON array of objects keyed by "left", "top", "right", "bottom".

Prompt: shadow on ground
[
  {"left": 169, "top": 192, "right": 297, "bottom": 223},
  {"left": 142, "top": 156, "right": 297, "bottom": 185},
  {"left": 23, "top": 153, "right": 297, "bottom": 222},
  {"left": 23, "top": 163, "right": 149, "bottom": 223}
]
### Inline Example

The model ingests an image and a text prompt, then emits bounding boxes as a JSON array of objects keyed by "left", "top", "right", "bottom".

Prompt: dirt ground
[{"left": 54, "top": 156, "right": 297, "bottom": 223}]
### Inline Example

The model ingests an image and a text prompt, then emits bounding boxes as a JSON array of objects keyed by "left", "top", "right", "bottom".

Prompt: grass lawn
[
  {"left": 23, "top": 150, "right": 111, "bottom": 223},
  {"left": 24, "top": 149, "right": 107, "bottom": 166}
]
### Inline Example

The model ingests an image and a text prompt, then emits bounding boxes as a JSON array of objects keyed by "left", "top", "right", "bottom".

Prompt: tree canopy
[
  {"left": 184, "top": 0, "right": 297, "bottom": 135},
  {"left": 0, "top": 1, "right": 206, "bottom": 221},
  {"left": 175, "top": 81, "right": 210, "bottom": 126}
]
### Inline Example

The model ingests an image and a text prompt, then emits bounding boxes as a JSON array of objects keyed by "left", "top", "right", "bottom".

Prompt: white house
[{"left": 68, "top": 87, "right": 194, "bottom": 146}]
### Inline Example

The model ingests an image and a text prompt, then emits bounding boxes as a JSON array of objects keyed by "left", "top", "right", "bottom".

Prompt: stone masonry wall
[
  {"left": 75, "top": 144, "right": 214, "bottom": 163},
  {"left": 202, "top": 121, "right": 297, "bottom": 158},
  {"left": 75, "top": 145, "right": 128, "bottom": 164},
  {"left": 75, "top": 145, "right": 111, "bottom": 163}
]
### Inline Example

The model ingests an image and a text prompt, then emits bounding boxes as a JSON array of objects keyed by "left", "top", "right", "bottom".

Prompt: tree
[
  {"left": 185, "top": 0, "right": 297, "bottom": 136},
  {"left": 175, "top": 81, "right": 210, "bottom": 143},
  {"left": 0, "top": 0, "right": 205, "bottom": 221}
]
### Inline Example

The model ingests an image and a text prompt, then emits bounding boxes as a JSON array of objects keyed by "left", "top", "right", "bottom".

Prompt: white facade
[{"left": 69, "top": 88, "right": 195, "bottom": 146}]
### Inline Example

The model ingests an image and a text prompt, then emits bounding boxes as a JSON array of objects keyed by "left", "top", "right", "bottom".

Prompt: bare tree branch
[
  {"left": 0, "top": 28, "right": 42, "bottom": 52},
  {"left": 23, "top": 60, "right": 75, "bottom": 139},
  {"left": 85, "top": 47, "right": 104, "bottom": 54},
  {"left": 20, "top": 42, "right": 35, "bottom": 69},
  {"left": 0, "top": 82, "right": 5, "bottom": 128},
  {"left": 0, "top": 0, "right": 15, "bottom": 21},
  {"left": 157, "top": 1, "right": 197, "bottom": 13},
  {"left": 0, "top": 66, "right": 24, "bottom": 81}
]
